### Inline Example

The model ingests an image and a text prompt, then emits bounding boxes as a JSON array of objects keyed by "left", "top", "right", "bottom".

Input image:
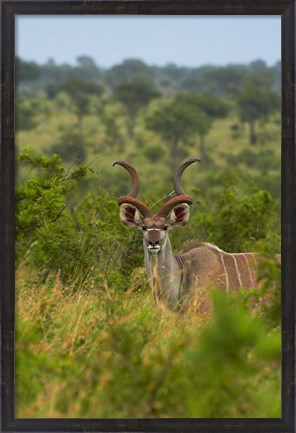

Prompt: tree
[
  {"left": 176, "top": 93, "right": 229, "bottom": 119},
  {"left": 16, "top": 98, "right": 38, "bottom": 131},
  {"left": 246, "top": 60, "right": 276, "bottom": 91},
  {"left": 181, "top": 65, "right": 247, "bottom": 96},
  {"left": 200, "top": 65, "right": 246, "bottom": 97},
  {"left": 76, "top": 56, "right": 97, "bottom": 68},
  {"left": 100, "top": 108, "right": 125, "bottom": 151},
  {"left": 154, "top": 63, "right": 191, "bottom": 92},
  {"left": 59, "top": 77, "right": 103, "bottom": 127},
  {"left": 45, "top": 83, "right": 59, "bottom": 99},
  {"left": 51, "top": 125, "right": 87, "bottom": 164},
  {"left": 107, "top": 59, "right": 153, "bottom": 89},
  {"left": 175, "top": 93, "right": 230, "bottom": 160},
  {"left": 16, "top": 97, "right": 51, "bottom": 131},
  {"left": 74, "top": 56, "right": 103, "bottom": 81},
  {"left": 146, "top": 97, "right": 210, "bottom": 169},
  {"left": 113, "top": 76, "right": 160, "bottom": 138},
  {"left": 236, "top": 83, "right": 280, "bottom": 144},
  {"left": 15, "top": 57, "right": 41, "bottom": 83}
]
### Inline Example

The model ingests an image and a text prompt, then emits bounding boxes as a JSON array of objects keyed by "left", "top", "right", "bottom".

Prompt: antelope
[{"left": 114, "top": 158, "right": 278, "bottom": 312}]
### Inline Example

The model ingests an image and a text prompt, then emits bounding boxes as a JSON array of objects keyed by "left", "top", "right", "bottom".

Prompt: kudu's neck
[{"left": 144, "top": 236, "right": 181, "bottom": 309}]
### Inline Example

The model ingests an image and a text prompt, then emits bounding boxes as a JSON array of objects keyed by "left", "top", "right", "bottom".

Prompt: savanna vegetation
[{"left": 15, "top": 56, "right": 281, "bottom": 418}]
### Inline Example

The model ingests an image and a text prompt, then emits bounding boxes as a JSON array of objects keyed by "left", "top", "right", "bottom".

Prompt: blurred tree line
[
  {"left": 16, "top": 56, "right": 281, "bottom": 167},
  {"left": 16, "top": 56, "right": 280, "bottom": 97}
]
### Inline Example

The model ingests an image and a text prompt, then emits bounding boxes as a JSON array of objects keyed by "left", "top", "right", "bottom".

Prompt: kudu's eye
[
  {"left": 142, "top": 225, "right": 147, "bottom": 231},
  {"left": 163, "top": 225, "right": 168, "bottom": 231}
]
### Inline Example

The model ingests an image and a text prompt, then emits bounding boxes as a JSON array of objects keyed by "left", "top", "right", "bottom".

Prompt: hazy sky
[{"left": 16, "top": 16, "right": 280, "bottom": 68}]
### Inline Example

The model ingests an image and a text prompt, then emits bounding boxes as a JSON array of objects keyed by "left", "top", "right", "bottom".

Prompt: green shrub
[
  {"left": 190, "top": 175, "right": 280, "bottom": 253},
  {"left": 16, "top": 147, "right": 138, "bottom": 286}
]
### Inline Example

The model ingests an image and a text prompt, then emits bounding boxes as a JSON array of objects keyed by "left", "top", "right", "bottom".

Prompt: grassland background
[{"left": 15, "top": 59, "right": 281, "bottom": 418}]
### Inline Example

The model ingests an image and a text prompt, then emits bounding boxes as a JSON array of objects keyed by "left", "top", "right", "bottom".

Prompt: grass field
[
  {"left": 16, "top": 264, "right": 281, "bottom": 418},
  {"left": 15, "top": 95, "right": 281, "bottom": 418}
]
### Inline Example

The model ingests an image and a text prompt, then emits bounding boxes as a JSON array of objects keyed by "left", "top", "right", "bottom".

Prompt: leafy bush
[
  {"left": 16, "top": 147, "right": 140, "bottom": 286},
  {"left": 190, "top": 175, "right": 280, "bottom": 253}
]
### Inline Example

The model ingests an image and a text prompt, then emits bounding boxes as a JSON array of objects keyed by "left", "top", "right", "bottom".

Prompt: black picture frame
[{"left": 1, "top": 1, "right": 295, "bottom": 432}]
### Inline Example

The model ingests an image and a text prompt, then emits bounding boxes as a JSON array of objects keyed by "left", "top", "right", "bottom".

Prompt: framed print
[{"left": 0, "top": 1, "right": 295, "bottom": 432}]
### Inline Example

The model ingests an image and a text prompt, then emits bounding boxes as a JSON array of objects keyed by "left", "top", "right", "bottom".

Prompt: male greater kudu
[{"left": 114, "top": 158, "right": 277, "bottom": 312}]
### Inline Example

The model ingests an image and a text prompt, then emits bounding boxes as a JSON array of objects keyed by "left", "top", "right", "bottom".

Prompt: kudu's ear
[
  {"left": 167, "top": 203, "right": 190, "bottom": 227},
  {"left": 119, "top": 203, "right": 142, "bottom": 227}
]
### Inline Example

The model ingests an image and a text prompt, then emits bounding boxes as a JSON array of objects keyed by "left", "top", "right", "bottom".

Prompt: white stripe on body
[
  {"left": 207, "top": 243, "right": 259, "bottom": 290},
  {"left": 231, "top": 254, "right": 243, "bottom": 288},
  {"left": 243, "top": 254, "right": 254, "bottom": 287},
  {"left": 219, "top": 251, "right": 229, "bottom": 293}
]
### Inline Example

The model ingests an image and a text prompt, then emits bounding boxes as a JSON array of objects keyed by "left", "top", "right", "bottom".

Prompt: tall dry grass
[{"left": 16, "top": 263, "right": 280, "bottom": 418}]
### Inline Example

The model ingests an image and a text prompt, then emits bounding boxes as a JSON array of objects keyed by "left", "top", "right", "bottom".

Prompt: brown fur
[
  {"left": 179, "top": 239, "right": 206, "bottom": 254},
  {"left": 179, "top": 243, "right": 267, "bottom": 292}
]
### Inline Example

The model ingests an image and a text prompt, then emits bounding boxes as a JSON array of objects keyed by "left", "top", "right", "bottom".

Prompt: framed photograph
[{"left": 0, "top": 1, "right": 295, "bottom": 432}]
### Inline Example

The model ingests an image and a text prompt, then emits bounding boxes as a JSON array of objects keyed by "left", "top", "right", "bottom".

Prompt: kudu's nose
[{"left": 149, "top": 240, "right": 159, "bottom": 246}]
